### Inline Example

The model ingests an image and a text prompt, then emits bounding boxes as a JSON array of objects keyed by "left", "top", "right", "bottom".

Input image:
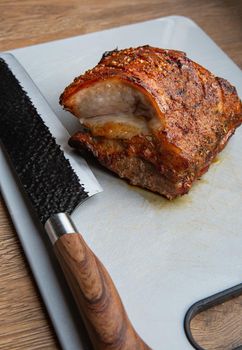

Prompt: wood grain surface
[
  {"left": 0, "top": 1, "right": 241, "bottom": 349},
  {"left": 54, "top": 232, "right": 149, "bottom": 350}
]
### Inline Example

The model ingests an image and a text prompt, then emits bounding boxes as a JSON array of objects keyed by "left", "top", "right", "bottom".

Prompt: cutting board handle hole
[{"left": 184, "top": 283, "right": 242, "bottom": 350}]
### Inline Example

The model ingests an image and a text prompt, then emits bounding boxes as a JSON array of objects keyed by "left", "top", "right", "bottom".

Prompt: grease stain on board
[
  {"left": 123, "top": 159, "right": 226, "bottom": 211},
  {"left": 90, "top": 151, "right": 226, "bottom": 212},
  {"left": 212, "top": 156, "right": 222, "bottom": 165},
  {"left": 135, "top": 154, "right": 224, "bottom": 210},
  {"left": 125, "top": 183, "right": 193, "bottom": 210}
]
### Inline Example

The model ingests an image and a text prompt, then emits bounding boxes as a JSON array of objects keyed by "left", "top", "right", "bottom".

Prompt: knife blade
[{"left": 0, "top": 54, "right": 149, "bottom": 350}]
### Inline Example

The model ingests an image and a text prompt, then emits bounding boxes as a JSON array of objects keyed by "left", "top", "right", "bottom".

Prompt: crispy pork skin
[{"left": 60, "top": 46, "right": 242, "bottom": 199}]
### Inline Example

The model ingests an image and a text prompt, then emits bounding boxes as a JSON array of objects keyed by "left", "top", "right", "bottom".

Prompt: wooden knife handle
[{"left": 53, "top": 232, "right": 150, "bottom": 350}]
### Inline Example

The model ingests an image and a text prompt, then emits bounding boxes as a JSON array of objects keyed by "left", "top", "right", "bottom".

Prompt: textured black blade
[{"left": 0, "top": 58, "right": 88, "bottom": 224}]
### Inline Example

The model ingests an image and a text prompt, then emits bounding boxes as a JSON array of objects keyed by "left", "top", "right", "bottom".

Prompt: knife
[{"left": 0, "top": 54, "right": 150, "bottom": 350}]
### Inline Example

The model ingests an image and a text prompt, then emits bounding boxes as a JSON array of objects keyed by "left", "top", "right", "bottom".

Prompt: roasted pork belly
[{"left": 60, "top": 46, "right": 242, "bottom": 199}]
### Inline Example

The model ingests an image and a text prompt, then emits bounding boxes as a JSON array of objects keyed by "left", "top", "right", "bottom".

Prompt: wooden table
[{"left": 0, "top": 1, "right": 242, "bottom": 349}]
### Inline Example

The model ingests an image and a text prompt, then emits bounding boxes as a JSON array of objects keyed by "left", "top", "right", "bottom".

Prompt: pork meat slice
[{"left": 60, "top": 45, "right": 242, "bottom": 199}]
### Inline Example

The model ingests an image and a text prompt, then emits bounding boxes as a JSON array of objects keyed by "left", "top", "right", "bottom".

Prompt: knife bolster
[
  {"left": 45, "top": 213, "right": 77, "bottom": 244},
  {"left": 52, "top": 228, "right": 150, "bottom": 350},
  {"left": 45, "top": 213, "right": 150, "bottom": 350}
]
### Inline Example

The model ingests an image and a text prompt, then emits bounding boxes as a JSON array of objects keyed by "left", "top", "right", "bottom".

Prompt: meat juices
[{"left": 60, "top": 46, "right": 242, "bottom": 199}]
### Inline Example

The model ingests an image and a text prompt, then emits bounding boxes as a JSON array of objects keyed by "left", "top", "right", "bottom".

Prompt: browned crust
[
  {"left": 61, "top": 45, "right": 242, "bottom": 198},
  {"left": 69, "top": 132, "right": 191, "bottom": 198},
  {"left": 68, "top": 123, "right": 237, "bottom": 198}
]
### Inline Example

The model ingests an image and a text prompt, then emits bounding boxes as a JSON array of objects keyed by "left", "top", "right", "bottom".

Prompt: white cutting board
[{"left": 1, "top": 16, "right": 242, "bottom": 349}]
